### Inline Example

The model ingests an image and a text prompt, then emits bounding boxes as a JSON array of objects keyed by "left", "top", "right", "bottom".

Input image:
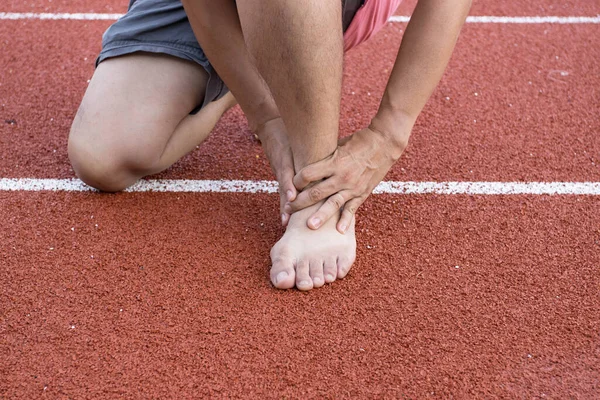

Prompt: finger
[
  {"left": 293, "top": 161, "right": 333, "bottom": 191},
  {"left": 281, "top": 211, "right": 290, "bottom": 227},
  {"left": 306, "top": 191, "right": 352, "bottom": 230},
  {"left": 279, "top": 174, "right": 297, "bottom": 226},
  {"left": 286, "top": 178, "right": 342, "bottom": 213},
  {"left": 337, "top": 197, "right": 363, "bottom": 234},
  {"left": 279, "top": 164, "right": 297, "bottom": 202},
  {"left": 279, "top": 189, "right": 289, "bottom": 226},
  {"left": 337, "top": 135, "right": 351, "bottom": 146},
  {"left": 282, "top": 176, "right": 297, "bottom": 203}
]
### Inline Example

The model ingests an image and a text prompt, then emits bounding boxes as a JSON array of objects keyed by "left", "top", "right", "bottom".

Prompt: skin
[
  {"left": 71, "top": 0, "right": 471, "bottom": 291},
  {"left": 69, "top": 53, "right": 236, "bottom": 193},
  {"left": 183, "top": 0, "right": 356, "bottom": 290},
  {"left": 287, "top": 0, "right": 473, "bottom": 234},
  {"left": 69, "top": 54, "right": 297, "bottom": 227},
  {"left": 236, "top": 0, "right": 355, "bottom": 290},
  {"left": 180, "top": 0, "right": 299, "bottom": 225}
]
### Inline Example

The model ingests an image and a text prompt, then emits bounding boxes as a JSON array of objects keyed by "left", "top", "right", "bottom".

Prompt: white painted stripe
[
  {"left": 1, "top": 178, "right": 600, "bottom": 195},
  {"left": 0, "top": 12, "right": 123, "bottom": 20},
  {"left": 372, "top": 181, "right": 600, "bottom": 195},
  {"left": 1, "top": 12, "right": 599, "bottom": 24},
  {"left": 389, "top": 15, "right": 600, "bottom": 23}
]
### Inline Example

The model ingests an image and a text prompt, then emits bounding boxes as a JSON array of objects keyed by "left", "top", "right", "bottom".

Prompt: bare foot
[{"left": 270, "top": 202, "right": 356, "bottom": 291}]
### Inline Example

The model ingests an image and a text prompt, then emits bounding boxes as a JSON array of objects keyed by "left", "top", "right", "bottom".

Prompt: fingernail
[
  {"left": 276, "top": 271, "right": 289, "bottom": 283},
  {"left": 284, "top": 204, "right": 292, "bottom": 213},
  {"left": 310, "top": 218, "right": 321, "bottom": 228},
  {"left": 339, "top": 224, "right": 347, "bottom": 233},
  {"left": 286, "top": 190, "right": 294, "bottom": 201},
  {"left": 281, "top": 213, "right": 287, "bottom": 225}
]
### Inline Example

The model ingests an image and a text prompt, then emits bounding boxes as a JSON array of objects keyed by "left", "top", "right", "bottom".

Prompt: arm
[
  {"left": 181, "top": 0, "right": 277, "bottom": 131},
  {"left": 288, "top": 0, "right": 472, "bottom": 233},
  {"left": 371, "top": 0, "right": 471, "bottom": 143},
  {"left": 181, "top": 0, "right": 297, "bottom": 224}
]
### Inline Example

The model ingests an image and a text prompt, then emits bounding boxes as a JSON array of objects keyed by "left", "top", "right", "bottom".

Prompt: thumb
[{"left": 278, "top": 168, "right": 297, "bottom": 226}]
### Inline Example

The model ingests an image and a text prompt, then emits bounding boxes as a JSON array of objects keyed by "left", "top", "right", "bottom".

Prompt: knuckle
[
  {"left": 308, "top": 187, "right": 322, "bottom": 202},
  {"left": 341, "top": 170, "right": 353, "bottom": 183},
  {"left": 329, "top": 193, "right": 345, "bottom": 209},
  {"left": 344, "top": 203, "right": 358, "bottom": 215},
  {"left": 270, "top": 244, "right": 291, "bottom": 260},
  {"left": 300, "top": 169, "right": 314, "bottom": 183}
]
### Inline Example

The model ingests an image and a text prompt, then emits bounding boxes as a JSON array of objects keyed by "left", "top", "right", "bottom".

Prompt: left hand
[{"left": 286, "top": 125, "right": 409, "bottom": 233}]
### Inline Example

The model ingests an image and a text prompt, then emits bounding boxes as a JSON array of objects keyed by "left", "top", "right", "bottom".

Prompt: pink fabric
[{"left": 343, "top": 0, "right": 404, "bottom": 52}]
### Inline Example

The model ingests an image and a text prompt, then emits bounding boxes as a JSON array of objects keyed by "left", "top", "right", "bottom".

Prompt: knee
[{"left": 68, "top": 136, "right": 140, "bottom": 193}]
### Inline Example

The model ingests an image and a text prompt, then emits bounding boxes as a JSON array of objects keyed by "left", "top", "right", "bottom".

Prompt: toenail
[
  {"left": 276, "top": 271, "right": 289, "bottom": 283},
  {"left": 325, "top": 274, "right": 335, "bottom": 282},
  {"left": 299, "top": 280, "right": 311, "bottom": 287},
  {"left": 313, "top": 277, "right": 322, "bottom": 285}
]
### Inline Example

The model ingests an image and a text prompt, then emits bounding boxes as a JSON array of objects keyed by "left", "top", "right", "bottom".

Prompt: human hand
[
  {"left": 286, "top": 124, "right": 409, "bottom": 233},
  {"left": 254, "top": 117, "right": 297, "bottom": 226}
]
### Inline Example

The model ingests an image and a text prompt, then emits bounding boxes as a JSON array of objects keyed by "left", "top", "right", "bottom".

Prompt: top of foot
[{"left": 270, "top": 201, "right": 356, "bottom": 291}]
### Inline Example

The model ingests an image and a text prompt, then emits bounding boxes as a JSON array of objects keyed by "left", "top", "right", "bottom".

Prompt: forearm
[
  {"left": 371, "top": 0, "right": 471, "bottom": 148},
  {"left": 181, "top": 0, "right": 279, "bottom": 131}
]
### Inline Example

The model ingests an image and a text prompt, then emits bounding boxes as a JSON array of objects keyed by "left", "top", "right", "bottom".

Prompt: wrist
[
  {"left": 245, "top": 97, "right": 280, "bottom": 134},
  {"left": 370, "top": 107, "right": 414, "bottom": 160}
]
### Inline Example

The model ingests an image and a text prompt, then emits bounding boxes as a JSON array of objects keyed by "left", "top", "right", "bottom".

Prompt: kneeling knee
[{"left": 68, "top": 138, "right": 137, "bottom": 193}]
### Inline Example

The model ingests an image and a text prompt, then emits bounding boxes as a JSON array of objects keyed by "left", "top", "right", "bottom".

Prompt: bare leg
[
  {"left": 237, "top": 1, "right": 356, "bottom": 290},
  {"left": 68, "top": 53, "right": 235, "bottom": 192}
]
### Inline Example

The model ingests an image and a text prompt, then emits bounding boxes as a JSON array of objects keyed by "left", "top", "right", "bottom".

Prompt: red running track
[
  {"left": 2, "top": 193, "right": 599, "bottom": 398},
  {"left": 1, "top": 21, "right": 598, "bottom": 181},
  {"left": 3, "top": 0, "right": 599, "bottom": 16},
  {"left": 1, "top": 1, "right": 600, "bottom": 398}
]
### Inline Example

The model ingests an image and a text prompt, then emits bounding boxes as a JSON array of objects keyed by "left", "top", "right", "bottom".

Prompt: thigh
[{"left": 70, "top": 52, "right": 208, "bottom": 166}]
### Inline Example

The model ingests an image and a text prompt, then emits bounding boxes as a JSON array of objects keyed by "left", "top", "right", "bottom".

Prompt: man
[{"left": 68, "top": 0, "right": 471, "bottom": 291}]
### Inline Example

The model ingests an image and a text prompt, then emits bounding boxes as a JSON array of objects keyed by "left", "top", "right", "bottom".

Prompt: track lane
[
  {"left": 1, "top": 192, "right": 598, "bottom": 398},
  {"left": 2, "top": 1, "right": 126, "bottom": 14},
  {"left": 1, "top": 21, "right": 598, "bottom": 181},
  {"left": 396, "top": 0, "right": 600, "bottom": 17},
  {"left": 3, "top": 0, "right": 599, "bottom": 17}
]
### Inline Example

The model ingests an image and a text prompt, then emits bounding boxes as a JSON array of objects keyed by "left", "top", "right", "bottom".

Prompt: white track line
[
  {"left": 389, "top": 15, "right": 600, "bottom": 23},
  {"left": 1, "top": 12, "right": 599, "bottom": 24},
  {"left": 1, "top": 178, "right": 599, "bottom": 195},
  {"left": 0, "top": 12, "right": 123, "bottom": 20}
]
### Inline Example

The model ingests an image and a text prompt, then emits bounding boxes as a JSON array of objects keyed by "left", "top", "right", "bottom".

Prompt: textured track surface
[
  {"left": 4, "top": 0, "right": 599, "bottom": 16},
  {"left": 1, "top": 1, "right": 599, "bottom": 398},
  {"left": 2, "top": 193, "right": 599, "bottom": 398},
  {"left": 1, "top": 22, "right": 599, "bottom": 181}
]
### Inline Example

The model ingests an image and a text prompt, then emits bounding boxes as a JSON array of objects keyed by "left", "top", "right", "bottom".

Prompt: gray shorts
[{"left": 98, "top": 0, "right": 363, "bottom": 114}]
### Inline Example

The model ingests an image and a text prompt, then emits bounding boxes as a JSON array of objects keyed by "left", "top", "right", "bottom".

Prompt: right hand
[{"left": 254, "top": 117, "right": 297, "bottom": 226}]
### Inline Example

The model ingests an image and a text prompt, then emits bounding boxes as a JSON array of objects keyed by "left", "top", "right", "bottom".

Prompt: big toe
[{"left": 270, "top": 257, "right": 296, "bottom": 289}]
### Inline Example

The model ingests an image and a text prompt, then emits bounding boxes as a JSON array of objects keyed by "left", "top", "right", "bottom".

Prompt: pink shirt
[{"left": 343, "top": 0, "right": 404, "bottom": 52}]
